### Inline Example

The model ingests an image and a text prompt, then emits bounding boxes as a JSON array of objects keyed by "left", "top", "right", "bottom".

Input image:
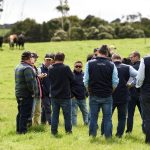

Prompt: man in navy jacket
[{"left": 112, "top": 54, "right": 137, "bottom": 138}]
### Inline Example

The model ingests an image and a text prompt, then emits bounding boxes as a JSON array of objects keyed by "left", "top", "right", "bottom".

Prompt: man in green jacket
[{"left": 15, "top": 51, "right": 35, "bottom": 134}]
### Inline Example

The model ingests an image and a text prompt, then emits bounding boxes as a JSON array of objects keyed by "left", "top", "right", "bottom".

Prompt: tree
[{"left": 56, "top": 0, "right": 70, "bottom": 29}]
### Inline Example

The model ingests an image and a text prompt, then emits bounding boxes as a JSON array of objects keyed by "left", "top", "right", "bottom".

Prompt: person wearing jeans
[
  {"left": 71, "top": 61, "right": 88, "bottom": 126},
  {"left": 84, "top": 45, "right": 119, "bottom": 138},
  {"left": 49, "top": 52, "right": 75, "bottom": 135}
]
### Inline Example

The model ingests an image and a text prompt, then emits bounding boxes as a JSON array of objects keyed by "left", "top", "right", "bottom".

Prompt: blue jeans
[
  {"left": 112, "top": 103, "right": 128, "bottom": 137},
  {"left": 51, "top": 99, "right": 72, "bottom": 134},
  {"left": 89, "top": 96, "right": 112, "bottom": 138},
  {"left": 126, "top": 96, "right": 142, "bottom": 133},
  {"left": 72, "top": 98, "right": 88, "bottom": 126}
]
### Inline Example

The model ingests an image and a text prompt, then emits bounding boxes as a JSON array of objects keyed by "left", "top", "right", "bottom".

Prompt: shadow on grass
[
  {"left": 89, "top": 136, "right": 124, "bottom": 145},
  {"left": 28, "top": 125, "right": 47, "bottom": 133},
  {"left": 51, "top": 133, "right": 63, "bottom": 139},
  {"left": 124, "top": 134, "right": 143, "bottom": 143}
]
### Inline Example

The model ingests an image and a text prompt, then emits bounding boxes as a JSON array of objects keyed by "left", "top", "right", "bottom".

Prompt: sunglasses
[{"left": 75, "top": 65, "right": 82, "bottom": 68}]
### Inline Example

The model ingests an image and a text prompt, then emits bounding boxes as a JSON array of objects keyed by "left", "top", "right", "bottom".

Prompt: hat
[
  {"left": 31, "top": 52, "right": 39, "bottom": 58},
  {"left": 21, "top": 51, "right": 32, "bottom": 61},
  {"left": 45, "top": 54, "right": 53, "bottom": 60}
]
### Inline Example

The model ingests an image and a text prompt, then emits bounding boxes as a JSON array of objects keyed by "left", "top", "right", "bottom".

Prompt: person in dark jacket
[
  {"left": 15, "top": 51, "right": 35, "bottom": 134},
  {"left": 136, "top": 56, "right": 150, "bottom": 143},
  {"left": 126, "top": 51, "right": 142, "bottom": 133},
  {"left": 111, "top": 54, "right": 137, "bottom": 138},
  {"left": 84, "top": 45, "right": 119, "bottom": 138},
  {"left": 40, "top": 53, "right": 55, "bottom": 125},
  {"left": 49, "top": 52, "right": 75, "bottom": 135},
  {"left": 71, "top": 61, "right": 88, "bottom": 126}
]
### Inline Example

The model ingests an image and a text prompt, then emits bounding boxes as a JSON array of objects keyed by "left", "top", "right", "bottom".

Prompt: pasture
[{"left": 0, "top": 38, "right": 150, "bottom": 150}]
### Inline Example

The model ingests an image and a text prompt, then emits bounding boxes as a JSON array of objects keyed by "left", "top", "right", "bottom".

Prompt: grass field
[{"left": 0, "top": 38, "right": 150, "bottom": 150}]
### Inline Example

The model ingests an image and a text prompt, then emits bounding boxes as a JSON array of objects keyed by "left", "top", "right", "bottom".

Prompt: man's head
[
  {"left": 93, "top": 48, "right": 99, "bottom": 57},
  {"left": 130, "top": 51, "right": 140, "bottom": 64},
  {"left": 98, "top": 45, "right": 109, "bottom": 57},
  {"left": 54, "top": 52, "right": 65, "bottom": 62},
  {"left": 21, "top": 51, "right": 33, "bottom": 64},
  {"left": 111, "top": 54, "right": 122, "bottom": 62},
  {"left": 74, "top": 61, "right": 83, "bottom": 72},
  {"left": 31, "top": 52, "right": 38, "bottom": 65},
  {"left": 44, "top": 53, "right": 55, "bottom": 66}
]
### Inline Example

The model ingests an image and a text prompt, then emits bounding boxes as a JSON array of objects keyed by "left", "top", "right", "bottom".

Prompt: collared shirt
[
  {"left": 83, "top": 61, "right": 119, "bottom": 88},
  {"left": 136, "top": 58, "right": 145, "bottom": 88}
]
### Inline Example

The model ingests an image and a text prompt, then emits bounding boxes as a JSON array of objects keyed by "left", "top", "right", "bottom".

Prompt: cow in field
[
  {"left": 17, "top": 34, "right": 25, "bottom": 49},
  {"left": 8, "top": 34, "right": 17, "bottom": 49}
]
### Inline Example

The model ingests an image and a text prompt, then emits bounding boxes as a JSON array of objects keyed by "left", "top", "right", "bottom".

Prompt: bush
[
  {"left": 51, "top": 36, "right": 61, "bottom": 41},
  {"left": 86, "top": 26, "right": 99, "bottom": 39},
  {"left": 132, "top": 29, "right": 145, "bottom": 38},
  {"left": 70, "top": 27, "right": 85, "bottom": 40},
  {"left": 51, "top": 29, "right": 68, "bottom": 41},
  {"left": 97, "top": 32, "right": 113, "bottom": 39}
]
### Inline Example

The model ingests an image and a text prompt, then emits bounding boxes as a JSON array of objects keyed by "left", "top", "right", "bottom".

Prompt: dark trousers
[
  {"left": 126, "top": 96, "right": 142, "bottom": 133},
  {"left": 141, "top": 95, "right": 150, "bottom": 143},
  {"left": 41, "top": 96, "right": 51, "bottom": 125},
  {"left": 51, "top": 99, "right": 72, "bottom": 134},
  {"left": 112, "top": 103, "right": 128, "bottom": 137},
  {"left": 16, "top": 96, "right": 33, "bottom": 133}
]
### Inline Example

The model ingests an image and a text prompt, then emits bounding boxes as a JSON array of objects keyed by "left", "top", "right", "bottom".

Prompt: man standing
[
  {"left": 136, "top": 56, "right": 150, "bottom": 144},
  {"left": 111, "top": 54, "right": 137, "bottom": 138},
  {"left": 15, "top": 51, "right": 35, "bottom": 134},
  {"left": 72, "top": 61, "right": 89, "bottom": 126},
  {"left": 40, "top": 53, "right": 55, "bottom": 125},
  {"left": 84, "top": 45, "right": 119, "bottom": 138},
  {"left": 49, "top": 52, "right": 75, "bottom": 135},
  {"left": 126, "top": 51, "right": 142, "bottom": 133}
]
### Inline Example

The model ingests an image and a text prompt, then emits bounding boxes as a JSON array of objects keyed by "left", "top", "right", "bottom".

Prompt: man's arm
[
  {"left": 136, "top": 58, "right": 145, "bottom": 88},
  {"left": 112, "top": 64, "right": 119, "bottom": 92},
  {"left": 83, "top": 62, "right": 89, "bottom": 90},
  {"left": 24, "top": 67, "right": 35, "bottom": 96}
]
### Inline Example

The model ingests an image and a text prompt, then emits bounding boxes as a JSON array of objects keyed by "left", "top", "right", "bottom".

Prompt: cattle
[
  {"left": 0, "top": 36, "right": 3, "bottom": 48},
  {"left": 8, "top": 34, "right": 25, "bottom": 50},
  {"left": 8, "top": 34, "right": 17, "bottom": 49},
  {"left": 17, "top": 34, "right": 25, "bottom": 49}
]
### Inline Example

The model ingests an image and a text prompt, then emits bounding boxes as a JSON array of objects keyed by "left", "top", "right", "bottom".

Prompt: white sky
[{"left": 1, "top": 0, "right": 150, "bottom": 24}]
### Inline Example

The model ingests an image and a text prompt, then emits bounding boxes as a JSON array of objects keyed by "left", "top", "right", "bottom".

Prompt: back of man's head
[
  {"left": 54, "top": 52, "right": 65, "bottom": 62},
  {"left": 98, "top": 45, "right": 109, "bottom": 56},
  {"left": 112, "top": 53, "right": 122, "bottom": 62}
]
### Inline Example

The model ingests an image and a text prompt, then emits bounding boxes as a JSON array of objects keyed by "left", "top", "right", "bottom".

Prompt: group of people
[{"left": 15, "top": 45, "right": 150, "bottom": 144}]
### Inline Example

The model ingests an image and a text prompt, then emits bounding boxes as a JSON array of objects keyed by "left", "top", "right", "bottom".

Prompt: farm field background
[{"left": 0, "top": 38, "right": 150, "bottom": 150}]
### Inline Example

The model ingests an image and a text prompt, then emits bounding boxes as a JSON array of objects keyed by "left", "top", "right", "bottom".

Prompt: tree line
[{"left": 4, "top": 14, "right": 150, "bottom": 42}]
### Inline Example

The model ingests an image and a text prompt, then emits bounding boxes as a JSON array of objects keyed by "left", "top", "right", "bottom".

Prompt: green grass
[{"left": 0, "top": 38, "right": 150, "bottom": 150}]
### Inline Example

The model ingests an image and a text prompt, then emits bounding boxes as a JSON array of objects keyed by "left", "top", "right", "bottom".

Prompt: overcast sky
[{"left": 1, "top": 0, "right": 150, "bottom": 24}]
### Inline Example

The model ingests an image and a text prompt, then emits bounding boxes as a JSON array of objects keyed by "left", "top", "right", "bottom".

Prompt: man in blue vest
[
  {"left": 126, "top": 51, "right": 142, "bottom": 133},
  {"left": 84, "top": 45, "right": 119, "bottom": 138},
  {"left": 136, "top": 56, "right": 150, "bottom": 143},
  {"left": 111, "top": 54, "right": 137, "bottom": 138}
]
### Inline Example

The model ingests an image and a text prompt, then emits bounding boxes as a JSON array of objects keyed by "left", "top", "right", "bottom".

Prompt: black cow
[
  {"left": 17, "top": 34, "right": 25, "bottom": 49},
  {"left": 0, "top": 36, "right": 3, "bottom": 48}
]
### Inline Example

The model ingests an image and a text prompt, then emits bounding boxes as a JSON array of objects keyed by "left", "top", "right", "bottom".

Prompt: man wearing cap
[
  {"left": 15, "top": 51, "right": 35, "bottom": 134},
  {"left": 39, "top": 53, "right": 55, "bottom": 125}
]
